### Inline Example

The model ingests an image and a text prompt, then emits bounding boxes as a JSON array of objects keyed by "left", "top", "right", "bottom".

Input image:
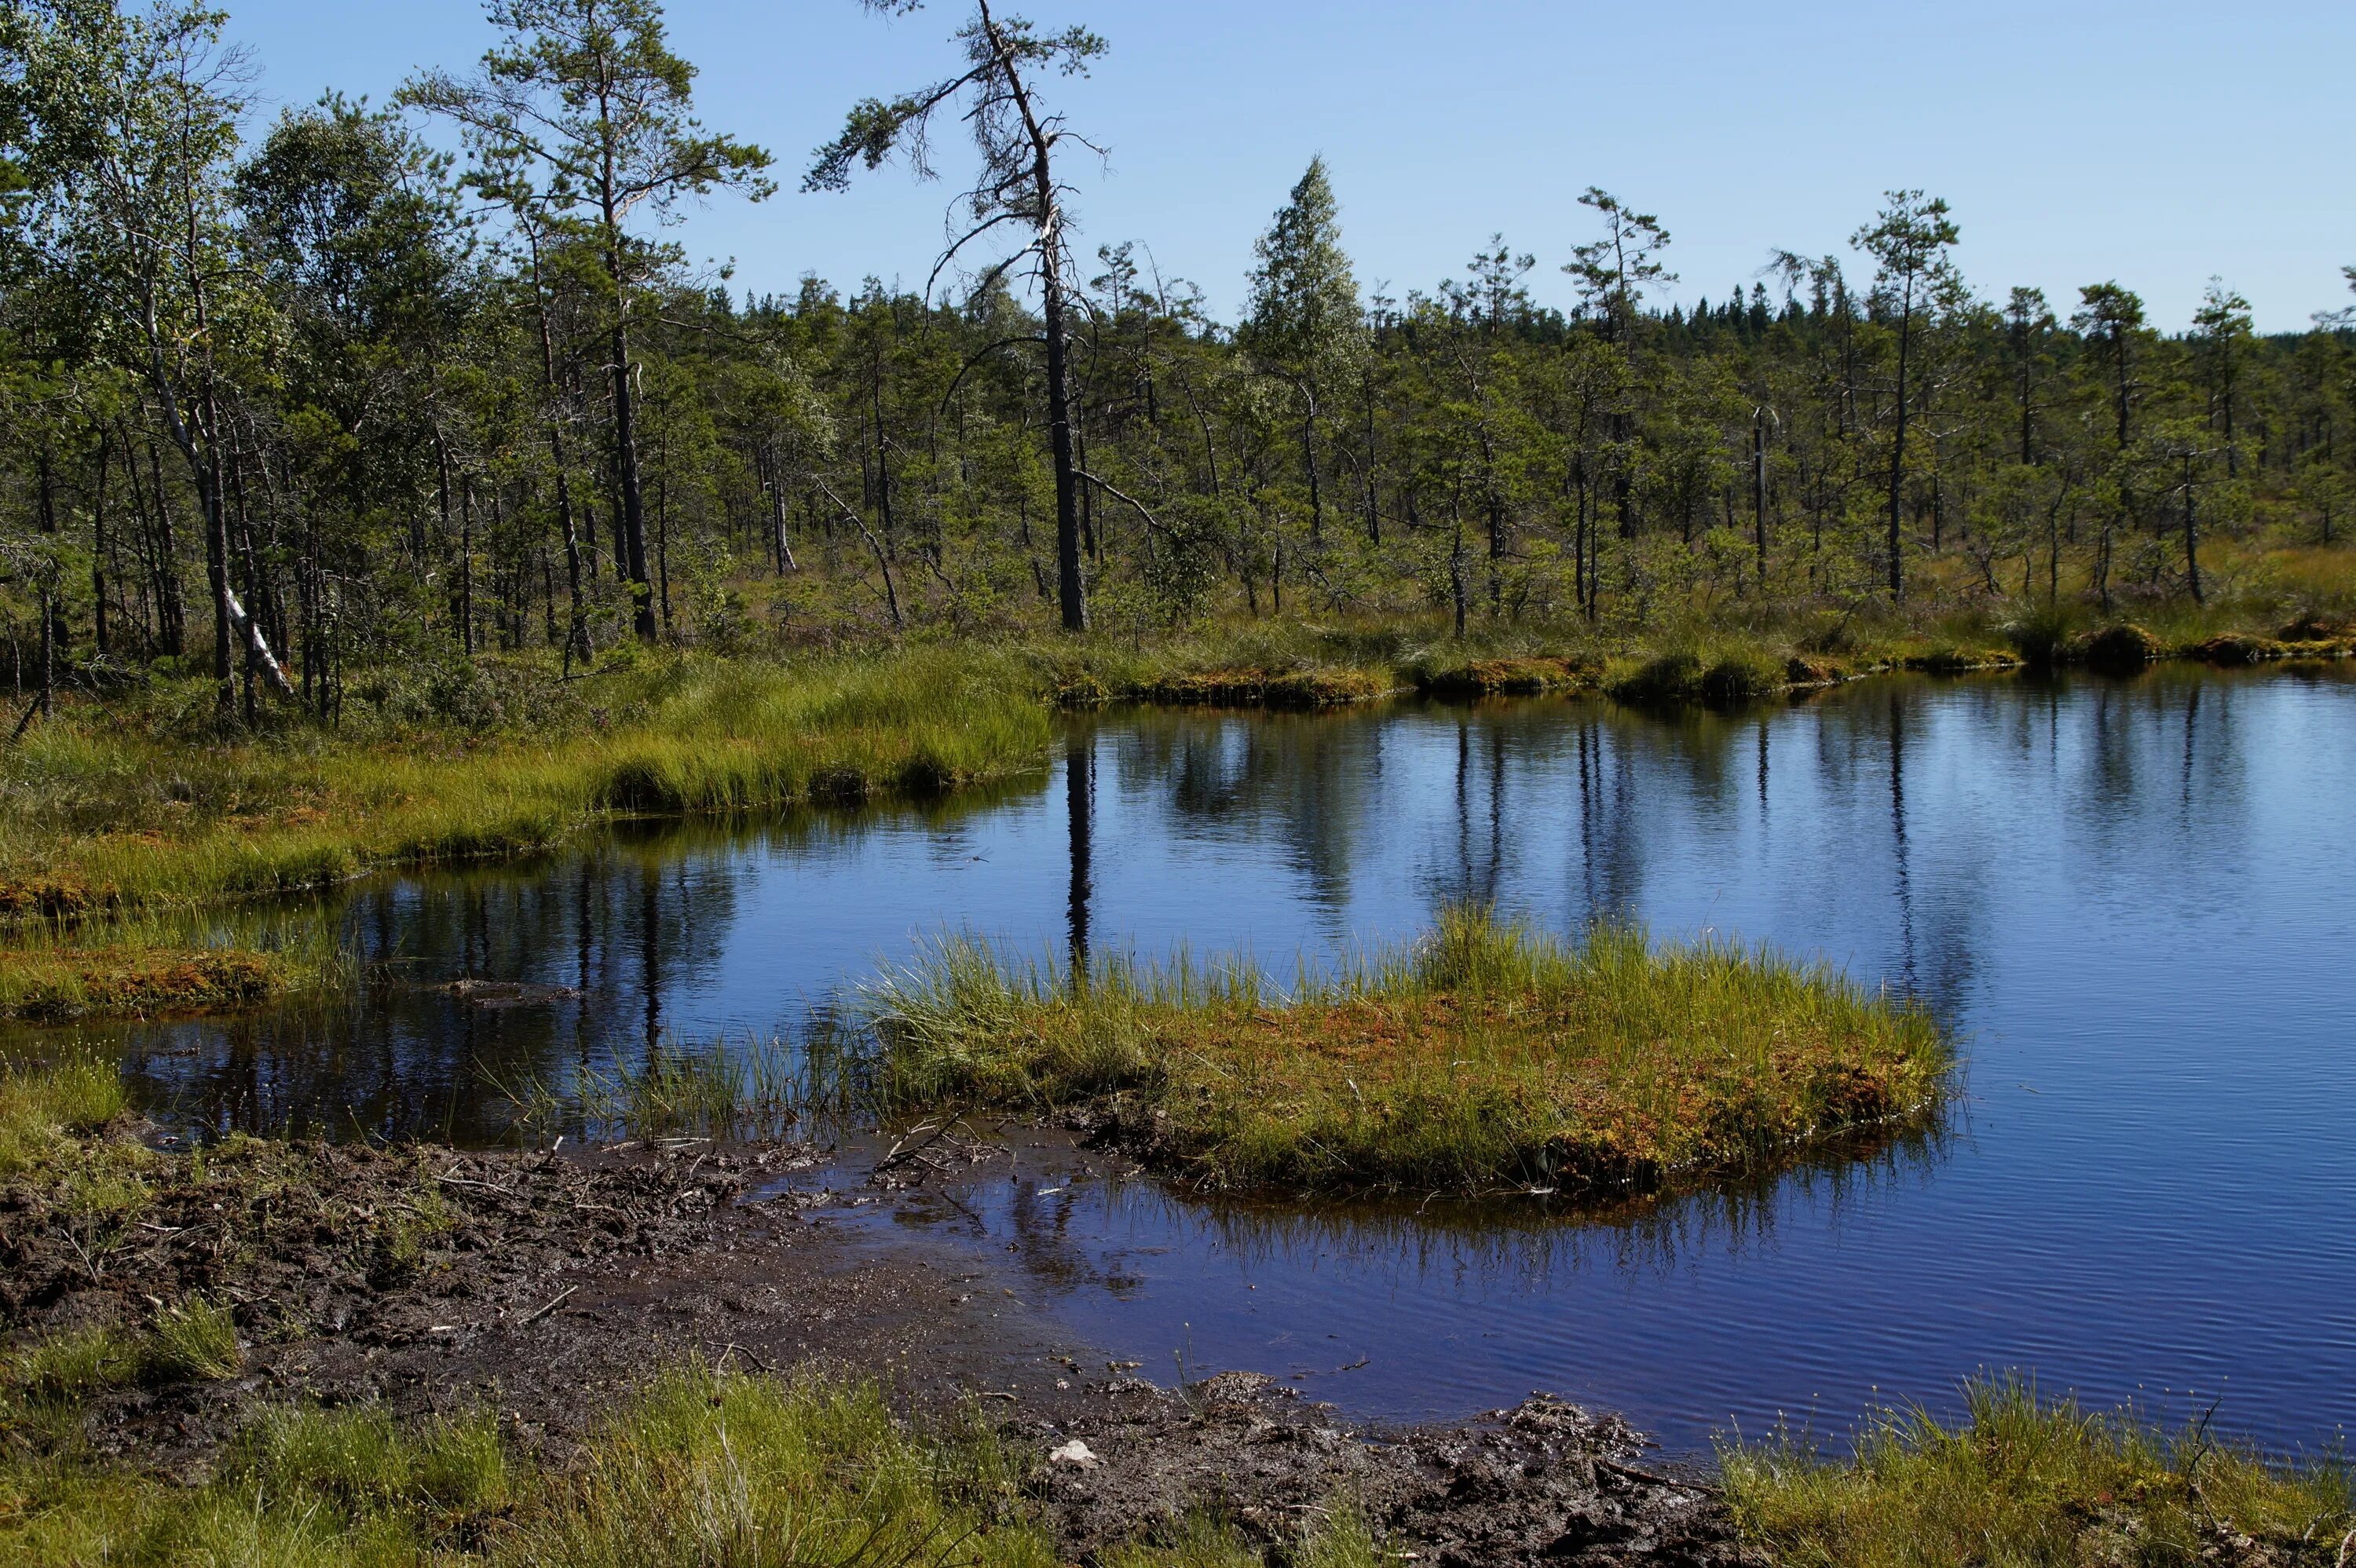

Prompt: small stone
[{"left": 1048, "top": 1438, "right": 1098, "bottom": 1468}]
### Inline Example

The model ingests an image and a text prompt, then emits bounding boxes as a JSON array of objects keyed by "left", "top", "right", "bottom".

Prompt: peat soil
[{"left": 3, "top": 1120, "right": 1747, "bottom": 1566}]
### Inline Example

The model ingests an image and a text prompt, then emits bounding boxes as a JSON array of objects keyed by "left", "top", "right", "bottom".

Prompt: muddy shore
[{"left": 3, "top": 1119, "right": 1749, "bottom": 1566}]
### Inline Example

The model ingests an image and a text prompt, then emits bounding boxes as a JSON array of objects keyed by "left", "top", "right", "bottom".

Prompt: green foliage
[{"left": 5, "top": 0, "right": 2351, "bottom": 726}]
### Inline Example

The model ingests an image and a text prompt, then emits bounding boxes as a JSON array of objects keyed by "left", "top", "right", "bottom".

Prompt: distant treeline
[{"left": 2, "top": 0, "right": 2351, "bottom": 722}]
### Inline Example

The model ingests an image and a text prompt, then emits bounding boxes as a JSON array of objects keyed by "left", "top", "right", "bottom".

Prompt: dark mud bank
[{"left": 5, "top": 1124, "right": 1747, "bottom": 1564}]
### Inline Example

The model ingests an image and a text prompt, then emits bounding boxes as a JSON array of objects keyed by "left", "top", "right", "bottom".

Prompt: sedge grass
[
  {"left": 1720, "top": 1372, "right": 2352, "bottom": 1567},
  {"left": 0, "top": 1359, "right": 1389, "bottom": 1567},
  {"left": 493, "top": 1029, "right": 862, "bottom": 1143},
  {"left": 0, "top": 1051, "right": 129, "bottom": 1175},
  {"left": 858, "top": 905, "right": 1949, "bottom": 1197}
]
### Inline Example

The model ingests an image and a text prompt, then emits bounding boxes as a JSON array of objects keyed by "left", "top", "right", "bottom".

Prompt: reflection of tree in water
[
  {"left": 1419, "top": 718, "right": 1508, "bottom": 910},
  {"left": 1067, "top": 733, "right": 1093, "bottom": 970},
  {"left": 107, "top": 784, "right": 1045, "bottom": 1143},
  {"left": 1105, "top": 710, "right": 1388, "bottom": 927},
  {"left": 116, "top": 835, "right": 740, "bottom": 1143},
  {"left": 2070, "top": 669, "right": 2254, "bottom": 909}
]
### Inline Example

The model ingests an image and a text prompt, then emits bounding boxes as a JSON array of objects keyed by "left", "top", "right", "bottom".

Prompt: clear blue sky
[{"left": 221, "top": 0, "right": 2352, "bottom": 333}]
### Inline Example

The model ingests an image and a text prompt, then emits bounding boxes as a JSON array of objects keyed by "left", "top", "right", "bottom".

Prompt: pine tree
[{"left": 1244, "top": 156, "right": 1363, "bottom": 550}]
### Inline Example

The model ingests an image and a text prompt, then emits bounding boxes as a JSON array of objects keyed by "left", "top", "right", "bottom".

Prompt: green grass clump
[
  {"left": 1606, "top": 645, "right": 1791, "bottom": 707},
  {"left": 5, "top": 1327, "right": 144, "bottom": 1404},
  {"left": 0, "top": 1404, "right": 502, "bottom": 1566},
  {"left": 1721, "top": 1373, "right": 2353, "bottom": 1567},
  {"left": 2073, "top": 623, "right": 2168, "bottom": 673},
  {"left": 860, "top": 905, "right": 1948, "bottom": 1197},
  {"left": 1607, "top": 649, "right": 1712, "bottom": 704},
  {"left": 498, "top": 1367, "right": 1052, "bottom": 1567},
  {"left": 236, "top": 1404, "right": 514, "bottom": 1522},
  {"left": 138, "top": 1299, "right": 242, "bottom": 1385},
  {"left": 0, "top": 1054, "right": 128, "bottom": 1175},
  {"left": 5, "top": 1300, "right": 240, "bottom": 1409},
  {"left": 572, "top": 1036, "right": 819, "bottom": 1142}
]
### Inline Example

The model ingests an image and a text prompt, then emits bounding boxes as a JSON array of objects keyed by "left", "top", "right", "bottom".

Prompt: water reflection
[
  {"left": 1068, "top": 733, "right": 1094, "bottom": 970},
  {"left": 30, "top": 666, "right": 2356, "bottom": 1457}
]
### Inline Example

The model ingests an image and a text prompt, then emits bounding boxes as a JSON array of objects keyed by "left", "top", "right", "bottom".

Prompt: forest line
[{"left": 0, "top": 0, "right": 2351, "bottom": 734}]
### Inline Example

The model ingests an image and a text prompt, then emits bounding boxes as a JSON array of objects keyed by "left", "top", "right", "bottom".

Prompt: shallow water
[{"left": 42, "top": 667, "right": 2356, "bottom": 1457}]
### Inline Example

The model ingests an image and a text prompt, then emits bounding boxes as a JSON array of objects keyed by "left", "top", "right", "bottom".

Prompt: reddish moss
[{"left": 0, "top": 946, "right": 300, "bottom": 1022}]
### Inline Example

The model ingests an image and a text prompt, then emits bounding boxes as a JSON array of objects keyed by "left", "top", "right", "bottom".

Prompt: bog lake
[{"left": 38, "top": 667, "right": 2356, "bottom": 1458}]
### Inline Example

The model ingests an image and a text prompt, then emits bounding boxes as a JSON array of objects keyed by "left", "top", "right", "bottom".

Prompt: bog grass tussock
[
  {"left": 859, "top": 905, "right": 1948, "bottom": 1197},
  {"left": 1720, "top": 1373, "right": 2353, "bottom": 1568}
]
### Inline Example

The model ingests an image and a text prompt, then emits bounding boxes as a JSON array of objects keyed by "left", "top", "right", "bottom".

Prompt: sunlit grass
[
  {"left": 1721, "top": 1373, "right": 2354, "bottom": 1567},
  {"left": 0, "top": 1051, "right": 129, "bottom": 1175},
  {"left": 0, "top": 912, "right": 348, "bottom": 1021},
  {"left": 860, "top": 905, "right": 1949, "bottom": 1197},
  {"left": 0, "top": 647, "right": 1053, "bottom": 922},
  {"left": 0, "top": 1359, "right": 1392, "bottom": 1567}
]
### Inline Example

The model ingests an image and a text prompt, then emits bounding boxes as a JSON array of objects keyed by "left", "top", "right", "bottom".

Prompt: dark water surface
[{"left": 46, "top": 668, "right": 2356, "bottom": 1456}]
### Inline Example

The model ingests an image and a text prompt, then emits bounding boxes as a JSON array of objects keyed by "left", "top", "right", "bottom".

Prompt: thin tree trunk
[
  {"left": 981, "top": 0, "right": 1087, "bottom": 632},
  {"left": 2183, "top": 458, "right": 2204, "bottom": 605},
  {"left": 1754, "top": 411, "right": 1769, "bottom": 590},
  {"left": 528, "top": 234, "right": 591, "bottom": 667},
  {"left": 91, "top": 432, "right": 112, "bottom": 659},
  {"left": 1887, "top": 283, "right": 1912, "bottom": 600}
]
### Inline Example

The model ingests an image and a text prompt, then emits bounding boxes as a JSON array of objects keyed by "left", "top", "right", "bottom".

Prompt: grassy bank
[
  {"left": 1042, "top": 605, "right": 2352, "bottom": 711},
  {"left": 0, "top": 916, "right": 346, "bottom": 1021},
  {"left": 1722, "top": 1375, "right": 2352, "bottom": 1567},
  {"left": 860, "top": 906, "right": 1948, "bottom": 1197},
  {"left": 0, "top": 647, "right": 1052, "bottom": 923}
]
